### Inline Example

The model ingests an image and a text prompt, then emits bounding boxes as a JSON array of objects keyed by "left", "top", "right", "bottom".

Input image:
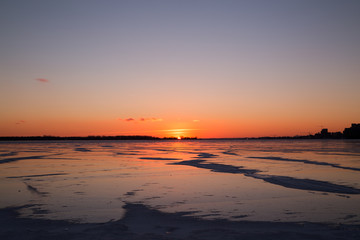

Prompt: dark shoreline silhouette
[
  {"left": 0, "top": 135, "right": 161, "bottom": 141},
  {"left": 0, "top": 123, "right": 359, "bottom": 141},
  {"left": 0, "top": 135, "right": 199, "bottom": 141}
]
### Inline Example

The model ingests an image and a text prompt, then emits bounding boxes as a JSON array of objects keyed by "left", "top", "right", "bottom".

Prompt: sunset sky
[{"left": 1, "top": 0, "right": 360, "bottom": 138}]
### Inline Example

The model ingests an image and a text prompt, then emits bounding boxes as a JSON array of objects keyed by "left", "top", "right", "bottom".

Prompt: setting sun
[{"left": 177, "top": 136, "right": 181, "bottom": 140}]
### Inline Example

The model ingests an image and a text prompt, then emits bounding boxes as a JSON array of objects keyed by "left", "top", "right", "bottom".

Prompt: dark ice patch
[
  {"left": 222, "top": 151, "right": 238, "bottom": 156},
  {"left": 24, "top": 183, "right": 48, "bottom": 196},
  {"left": 0, "top": 155, "right": 46, "bottom": 164},
  {"left": 1, "top": 203, "right": 360, "bottom": 240},
  {"left": 232, "top": 215, "right": 249, "bottom": 219},
  {"left": 74, "top": 148, "right": 91, "bottom": 152},
  {"left": 116, "top": 152, "right": 138, "bottom": 155},
  {"left": 248, "top": 156, "right": 360, "bottom": 172},
  {"left": 172, "top": 160, "right": 258, "bottom": 175},
  {"left": 195, "top": 153, "right": 218, "bottom": 158},
  {"left": 7, "top": 173, "right": 68, "bottom": 179},
  {"left": 0, "top": 152, "right": 18, "bottom": 157},
  {"left": 171, "top": 160, "right": 360, "bottom": 195},
  {"left": 252, "top": 174, "right": 360, "bottom": 194}
]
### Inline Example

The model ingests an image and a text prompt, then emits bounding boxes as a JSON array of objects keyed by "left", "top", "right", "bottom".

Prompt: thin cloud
[
  {"left": 140, "top": 118, "right": 163, "bottom": 122},
  {"left": 193, "top": 120, "right": 200, "bottom": 122},
  {"left": 35, "top": 78, "right": 49, "bottom": 83},
  {"left": 16, "top": 120, "right": 26, "bottom": 125},
  {"left": 119, "top": 117, "right": 163, "bottom": 123}
]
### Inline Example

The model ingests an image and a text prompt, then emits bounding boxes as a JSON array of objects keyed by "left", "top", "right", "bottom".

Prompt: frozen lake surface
[{"left": 1, "top": 139, "right": 360, "bottom": 224}]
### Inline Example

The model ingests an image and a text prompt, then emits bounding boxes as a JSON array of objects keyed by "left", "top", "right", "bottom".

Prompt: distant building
[
  {"left": 343, "top": 123, "right": 360, "bottom": 139},
  {"left": 321, "top": 128, "right": 328, "bottom": 135},
  {"left": 314, "top": 128, "right": 331, "bottom": 138}
]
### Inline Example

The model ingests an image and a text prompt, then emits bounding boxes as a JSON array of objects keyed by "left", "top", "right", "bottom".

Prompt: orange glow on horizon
[
  {"left": 0, "top": 109, "right": 358, "bottom": 138},
  {"left": 0, "top": 115, "right": 357, "bottom": 138},
  {"left": 1, "top": 1, "right": 360, "bottom": 140}
]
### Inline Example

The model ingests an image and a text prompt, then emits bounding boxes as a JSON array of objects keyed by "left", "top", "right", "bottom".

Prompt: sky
[{"left": 1, "top": 0, "right": 360, "bottom": 138}]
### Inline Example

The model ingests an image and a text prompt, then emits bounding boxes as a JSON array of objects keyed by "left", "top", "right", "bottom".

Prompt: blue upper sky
[{"left": 1, "top": 0, "right": 360, "bottom": 137}]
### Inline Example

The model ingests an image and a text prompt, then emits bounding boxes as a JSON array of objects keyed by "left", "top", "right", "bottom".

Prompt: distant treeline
[
  {"left": 0, "top": 124, "right": 358, "bottom": 141},
  {"left": 0, "top": 135, "right": 198, "bottom": 141},
  {"left": 304, "top": 123, "right": 360, "bottom": 139},
  {"left": 0, "top": 135, "right": 159, "bottom": 141},
  {"left": 234, "top": 123, "right": 360, "bottom": 140}
]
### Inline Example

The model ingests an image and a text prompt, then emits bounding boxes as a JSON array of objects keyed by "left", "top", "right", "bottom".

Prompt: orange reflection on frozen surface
[{"left": 0, "top": 140, "right": 360, "bottom": 224}]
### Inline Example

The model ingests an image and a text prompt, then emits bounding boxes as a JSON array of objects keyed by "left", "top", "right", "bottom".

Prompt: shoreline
[
  {"left": 1, "top": 137, "right": 360, "bottom": 142},
  {"left": 1, "top": 123, "right": 359, "bottom": 140}
]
